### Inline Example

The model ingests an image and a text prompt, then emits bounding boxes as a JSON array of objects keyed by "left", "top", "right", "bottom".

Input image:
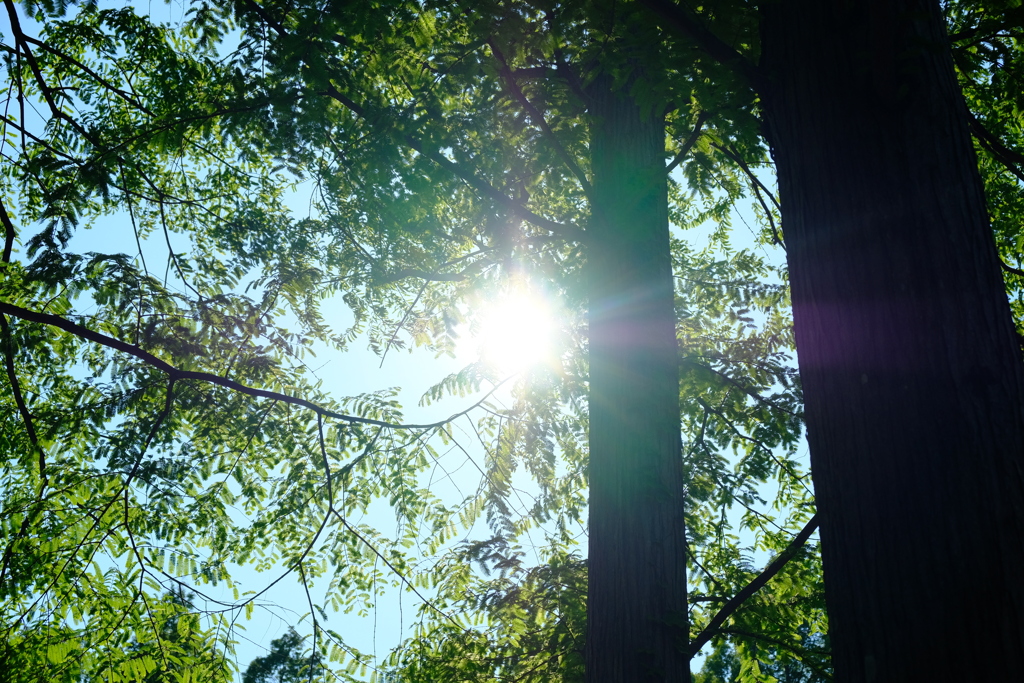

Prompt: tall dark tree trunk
[
  {"left": 760, "top": 1, "right": 1024, "bottom": 679},
  {"left": 585, "top": 74, "right": 690, "bottom": 683}
]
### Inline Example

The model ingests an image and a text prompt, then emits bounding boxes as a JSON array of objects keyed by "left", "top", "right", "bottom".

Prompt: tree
[
  {"left": 762, "top": 2, "right": 1024, "bottom": 679},
  {"left": 643, "top": 0, "right": 1024, "bottom": 678},
  {"left": 3, "top": 3, "right": 812, "bottom": 682},
  {"left": 244, "top": 628, "right": 325, "bottom": 683},
  {"left": 6, "top": 0, "right": 1022, "bottom": 681}
]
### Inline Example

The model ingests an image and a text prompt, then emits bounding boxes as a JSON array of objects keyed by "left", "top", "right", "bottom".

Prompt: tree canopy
[{"left": 2, "top": 0, "right": 1022, "bottom": 681}]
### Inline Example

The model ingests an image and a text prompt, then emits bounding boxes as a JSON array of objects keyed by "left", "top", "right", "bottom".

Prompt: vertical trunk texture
[
  {"left": 761, "top": 1, "right": 1024, "bottom": 680},
  {"left": 585, "top": 75, "right": 690, "bottom": 683}
]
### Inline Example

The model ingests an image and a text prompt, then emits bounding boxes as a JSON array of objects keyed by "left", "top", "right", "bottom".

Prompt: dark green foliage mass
[
  {"left": 694, "top": 624, "right": 828, "bottom": 683},
  {"left": 244, "top": 628, "right": 324, "bottom": 683}
]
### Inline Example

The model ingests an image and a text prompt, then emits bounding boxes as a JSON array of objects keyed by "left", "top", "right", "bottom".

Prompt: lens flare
[{"left": 468, "top": 289, "right": 556, "bottom": 375}]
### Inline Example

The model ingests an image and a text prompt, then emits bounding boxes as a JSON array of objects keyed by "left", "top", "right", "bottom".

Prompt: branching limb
[
  {"left": 666, "top": 111, "right": 710, "bottom": 174},
  {"left": 382, "top": 268, "right": 468, "bottom": 283},
  {"left": 233, "top": 1, "right": 585, "bottom": 241},
  {"left": 489, "top": 40, "right": 593, "bottom": 197},
  {"left": 1, "top": 196, "right": 15, "bottom": 263},
  {"left": 0, "top": 311, "right": 47, "bottom": 593},
  {"left": 20, "top": 34, "right": 155, "bottom": 115},
  {"left": 379, "top": 281, "right": 429, "bottom": 368},
  {"left": 323, "top": 85, "right": 584, "bottom": 241},
  {"left": 711, "top": 142, "right": 784, "bottom": 247},
  {"left": 0, "top": 299, "right": 508, "bottom": 430},
  {"left": 637, "top": 0, "right": 762, "bottom": 90},
  {"left": 683, "top": 358, "right": 798, "bottom": 418},
  {"left": 329, "top": 507, "right": 462, "bottom": 629},
  {"left": 1000, "top": 257, "right": 1024, "bottom": 278},
  {"left": 968, "top": 110, "right": 1024, "bottom": 184},
  {"left": 689, "top": 514, "right": 819, "bottom": 657},
  {"left": 0, "top": 313, "right": 42, "bottom": 474}
]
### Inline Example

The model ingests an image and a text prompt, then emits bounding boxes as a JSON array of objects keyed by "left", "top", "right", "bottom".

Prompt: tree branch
[
  {"left": 0, "top": 299, "right": 508, "bottom": 431},
  {"left": 322, "top": 85, "right": 585, "bottom": 241},
  {"left": 489, "top": 40, "right": 593, "bottom": 196},
  {"left": 382, "top": 268, "right": 466, "bottom": 283},
  {"left": 637, "top": 0, "right": 762, "bottom": 90},
  {"left": 666, "top": 110, "right": 710, "bottom": 174},
  {"left": 0, "top": 311, "right": 49, "bottom": 593},
  {"left": 1, "top": 196, "right": 14, "bottom": 263},
  {"left": 20, "top": 34, "right": 155, "bottom": 116},
  {"left": 236, "top": 0, "right": 585, "bottom": 241},
  {"left": 689, "top": 514, "right": 819, "bottom": 657},
  {"left": 683, "top": 358, "right": 798, "bottom": 418},
  {"left": 379, "top": 280, "right": 428, "bottom": 368},
  {"left": 712, "top": 143, "right": 781, "bottom": 212},
  {"left": 1000, "top": 256, "right": 1024, "bottom": 279},
  {"left": 967, "top": 110, "right": 1024, "bottom": 184}
]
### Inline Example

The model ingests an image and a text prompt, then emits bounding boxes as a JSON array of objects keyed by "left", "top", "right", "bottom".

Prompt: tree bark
[
  {"left": 585, "top": 74, "right": 690, "bottom": 683},
  {"left": 760, "top": 1, "right": 1024, "bottom": 680}
]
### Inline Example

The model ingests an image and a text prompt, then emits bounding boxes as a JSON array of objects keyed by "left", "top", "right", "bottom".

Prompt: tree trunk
[
  {"left": 585, "top": 74, "right": 690, "bottom": 683},
  {"left": 760, "top": 1, "right": 1024, "bottom": 680}
]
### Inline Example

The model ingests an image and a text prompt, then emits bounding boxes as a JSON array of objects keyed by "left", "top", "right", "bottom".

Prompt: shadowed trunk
[
  {"left": 585, "top": 73, "right": 690, "bottom": 683},
  {"left": 760, "top": 1, "right": 1024, "bottom": 680}
]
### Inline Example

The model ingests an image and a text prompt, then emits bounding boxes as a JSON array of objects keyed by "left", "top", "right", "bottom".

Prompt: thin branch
[
  {"left": 4, "top": 0, "right": 68, "bottom": 124},
  {"left": 0, "top": 311, "right": 48, "bottom": 592},
  {"left": 712, "top": 144, "right": 781, "bottom": 212},
  {"left": 382, "top": 268, "right": 467, "bottom": 283},
  {"left": 322, "top": 85, "right": 583, "bottom": 240},
  {"left": 968, "top": 110, "right": 1024, "bottom": 186},
  {"left": 637, "top": 0, "right": 762, "bottom": 90},
  {"left": 0, "top": 313, "right": 42, "bottom": 469},
  {"left": 509, "top": 66, "right": 557, "bottom": 80},
  {"left": 1000, "top": 256, "right": 1024, "bottom": 278},
  {"left": 682, "top": 358, "right": 798, "bottom": 417},
  {"left": 696, "top": 395, "right": 813, "bottom": 498},
  {"left": 712, "top": 143, "right": 784, "bottom": 247},
  {"left": 0, "top": 299, "right": 507, "bottom": 430},
  {"left": 235, "top": 0, "right": 585, "bottom": 240},
  {"left": 8, "top": 378, "right": 177, "bottom": 635},
  {"left": 0, "top": 196, "right": 14, "bottom": 262},
  {"left": 239, "top": 0, "right": 287, "bottom": 34},
  {"left": 689, "top": 514, "right": 819, "bottom": 657},
  {"left": 489, "top": 40, "right": 592, "bottom": 196},
  {"left": 948, "top": 8, "right": 1024, "bottom": 45},
  {"left": 379, "top": 281, "right": 428, "bottom": 368},
  {"left": 666, "top": 110, "right": 710, "bottom": 174},
  {"left": 330, "top": 508, "right": 462, "bottom": 630},
  {"left": 20, "top": 34, "right": 155, "bottom": 115}
]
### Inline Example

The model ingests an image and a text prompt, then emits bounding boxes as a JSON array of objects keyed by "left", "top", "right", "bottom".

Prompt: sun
[{"left": 465, "top": 287, "right": 558, "bottom": 375}]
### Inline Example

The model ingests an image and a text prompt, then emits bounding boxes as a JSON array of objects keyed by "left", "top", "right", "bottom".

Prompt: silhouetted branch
[
  {"left": 638, "top": 0, "right": 762, "bottom": 89},
  {"left": 490, "top": 40, "right": 593, "bottom": 196},
  {"left": 235, "top": 0, "right": 585, "bottom": 241},
  {"left": 711, "top": 142, "right": 784, "bottom": 246},
  {"left": 323, "top": 85, "right": 585, "bottom": 241},
  {"left": 968, "top": 110, "right": 1024, "bottom": 184},
  {"left": 0, "top": 299, "right": 507, "bottom": 430},
  {"left": 689, "top": 514, "right": 819, "bottom": 657},
  {"left": 667, "top": 110, "right": 710, "bottom": 174},
  {"left": 0, "top": 197, "right": 15, "bottom": 263}
]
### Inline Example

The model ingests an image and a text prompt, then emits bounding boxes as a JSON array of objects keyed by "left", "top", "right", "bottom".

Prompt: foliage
[
  {"left": 243, "top": 627, "right": 325, "bottom": 683},
  {"left": 3, "top": 0, "right": 1021, "bottom": 681},
  {"left": 694, "top": 623, "right": 829, "bottom": 683},
  {"left": 1, "top": 588, "right": 233, "bottom": 683}
]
